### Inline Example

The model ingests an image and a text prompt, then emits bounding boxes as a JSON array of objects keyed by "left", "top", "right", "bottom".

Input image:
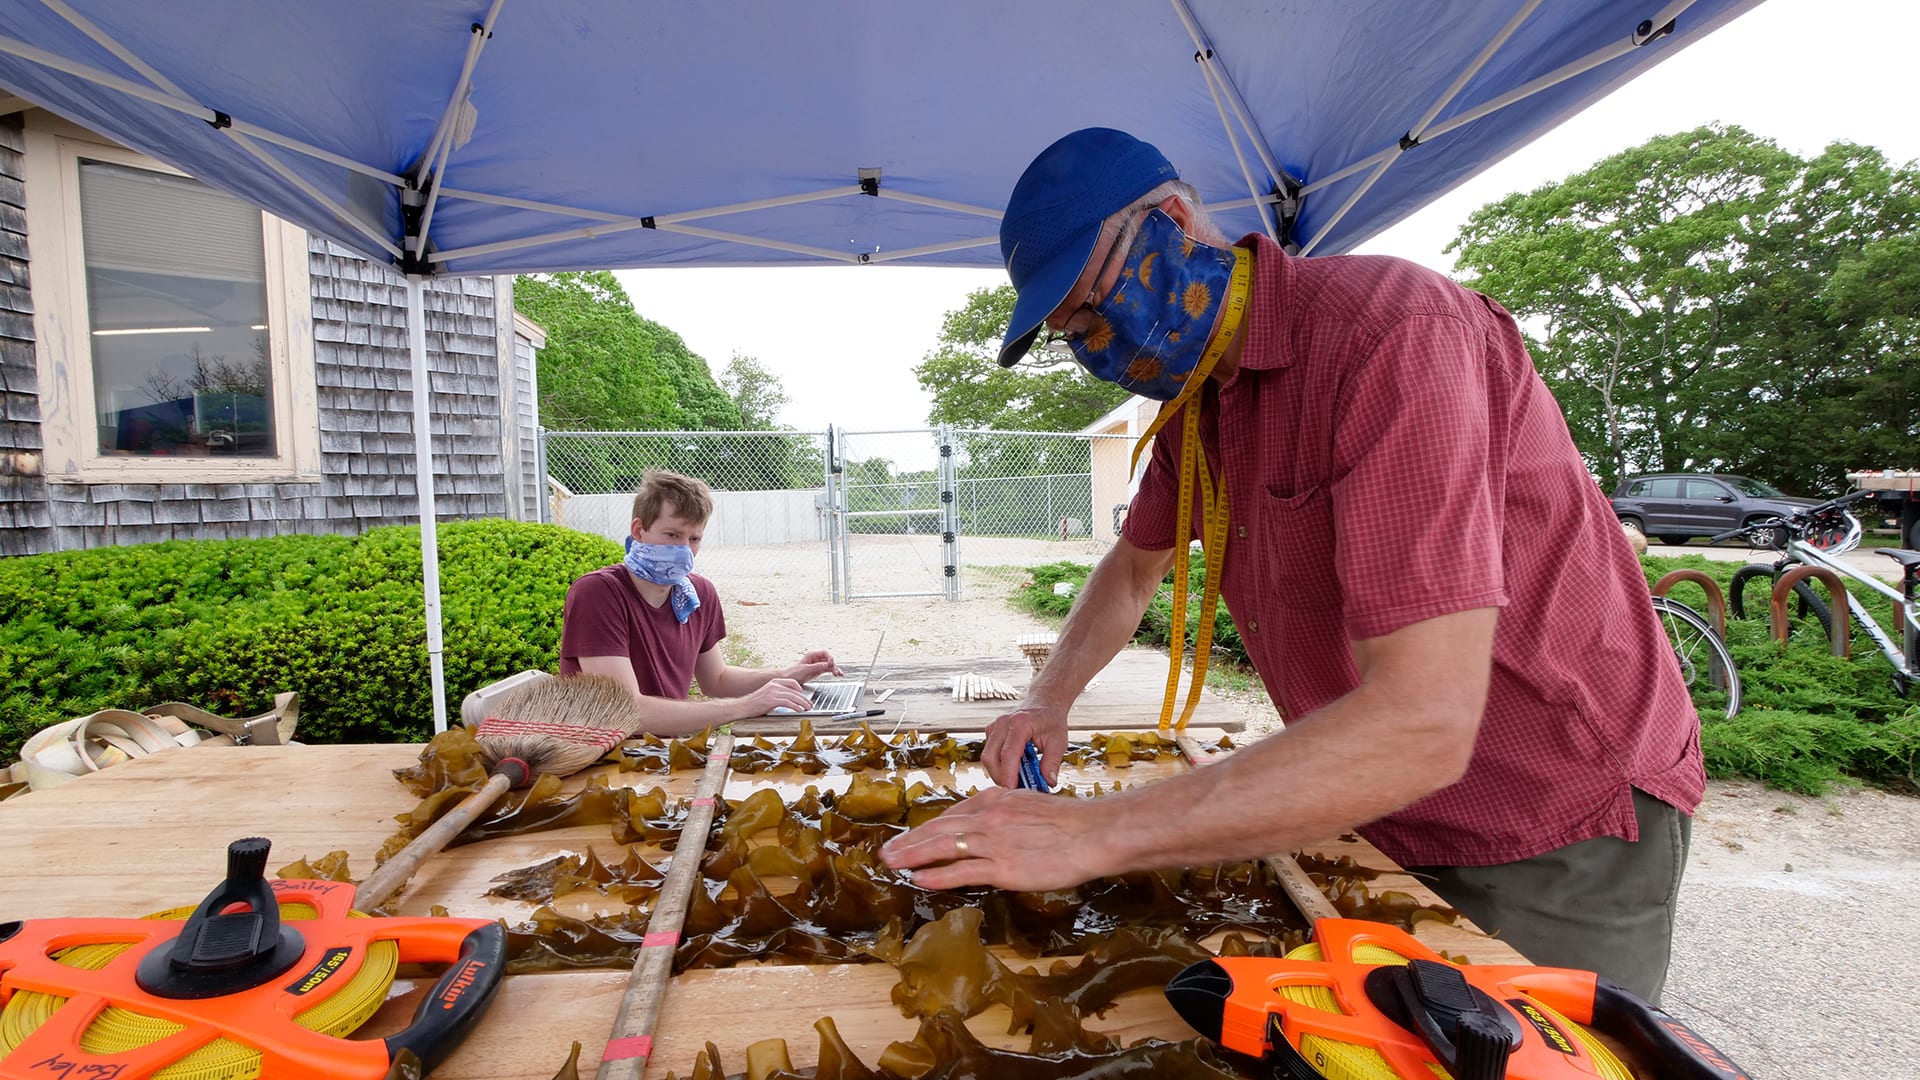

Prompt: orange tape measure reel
[
  {"left": 0, "top": 837, "right": 504, "bottom": 1080},
  {"left": 1166, "top": 918, "right": 1751, "bottom": 1080}
]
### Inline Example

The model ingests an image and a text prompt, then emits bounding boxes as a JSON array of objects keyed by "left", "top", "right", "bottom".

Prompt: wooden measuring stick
[
  {"left": 1174, "top": 734, "right": 1340, "bottom": 922},
  {"left": 595, "top": 733, "right": 735, "bottom": 1080}
]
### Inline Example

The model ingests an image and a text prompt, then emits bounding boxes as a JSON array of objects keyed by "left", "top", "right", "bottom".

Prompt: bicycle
[
  {"left": 1718, "top": 489, "right": 1920, "bottom": 697},
  {"left": 1651, "top": 593, "right": 1742, "bottom": 720}
]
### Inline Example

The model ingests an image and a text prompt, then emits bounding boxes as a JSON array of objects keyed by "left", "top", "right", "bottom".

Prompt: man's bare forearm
[
  {"left": 1072, "top": 608, "right": 1494, "bottom": 875},
  {"left": 1029, "top": 539, "right": 1176, "bottom": 709}
]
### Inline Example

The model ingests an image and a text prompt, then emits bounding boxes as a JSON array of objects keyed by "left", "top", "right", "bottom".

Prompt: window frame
[{"left": 25, "top": 116, "right": 320, "bottom": 483}]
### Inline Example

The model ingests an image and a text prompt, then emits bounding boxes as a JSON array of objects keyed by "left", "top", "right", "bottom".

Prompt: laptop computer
[{"left": 770, "top": 632, "right": 883, "bottom": 716}]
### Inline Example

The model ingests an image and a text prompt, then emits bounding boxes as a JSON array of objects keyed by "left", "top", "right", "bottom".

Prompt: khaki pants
[{"left": 1404, "top": 788, "right": 1691, "bottom": 1004}]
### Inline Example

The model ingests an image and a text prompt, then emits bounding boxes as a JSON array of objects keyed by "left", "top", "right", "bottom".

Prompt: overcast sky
[{"left": 614, "top": 0, "right": 1920, "bottom": 433}]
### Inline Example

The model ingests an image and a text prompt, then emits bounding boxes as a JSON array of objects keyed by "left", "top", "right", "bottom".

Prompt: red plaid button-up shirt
[{"left": 1123, "top": 234, "right": 1703, "bottom": 868}]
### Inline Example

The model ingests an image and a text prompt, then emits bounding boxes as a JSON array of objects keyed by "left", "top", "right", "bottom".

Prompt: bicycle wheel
[
  {"left": 1727, "top": 561, "right": 1832, "bottom": 639},
  {"left": 1651, "top": 595, "right": 1742, "bottom": 720}
]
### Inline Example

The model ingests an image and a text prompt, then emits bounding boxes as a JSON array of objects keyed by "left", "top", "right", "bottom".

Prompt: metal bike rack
[
  {"left": 1652, "top": 570, "right": 1728, "bottom": 638},
  {"left": 1772, "top": 567, "right": 1851, "bottom": 657}
]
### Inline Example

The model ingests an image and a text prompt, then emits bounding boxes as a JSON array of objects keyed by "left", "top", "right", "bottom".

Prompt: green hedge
[
  {"left": 0, "top": 521, "right": 618, "bottom": 762},
  {"left": 1010, "top": 553, "right": 1920, "bottom": 793},
  {"left": 1013, "top": 553, "right": 1246, "bottom": 665}
]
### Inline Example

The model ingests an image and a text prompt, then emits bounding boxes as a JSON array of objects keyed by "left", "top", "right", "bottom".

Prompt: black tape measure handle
[
  {"left": 1590, "top": 979, "right": 1750, "bottom": 1080},
  {"left": 382, "top": 922, "right": 508, "bottom": 1074}
]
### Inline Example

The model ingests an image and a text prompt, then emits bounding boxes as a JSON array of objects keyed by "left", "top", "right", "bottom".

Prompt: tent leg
[{"left": 406, "top": 274, "right": 450, "bottom": 733}]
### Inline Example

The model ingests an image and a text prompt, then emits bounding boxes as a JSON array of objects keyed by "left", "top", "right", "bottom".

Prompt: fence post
[
  {"left": 939, "top": 424, "right": 960, "bottom": 602},
  {"left": 534, "top": 426, "right": 550, "bottom": 523},
  {"left": 823, "top": 426, "right": 841, "bottom": 603}
]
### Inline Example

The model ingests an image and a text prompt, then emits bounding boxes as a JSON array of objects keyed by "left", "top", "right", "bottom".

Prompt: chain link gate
[{"left": 827, "top": 426, "right": 960, "bottom": 602}]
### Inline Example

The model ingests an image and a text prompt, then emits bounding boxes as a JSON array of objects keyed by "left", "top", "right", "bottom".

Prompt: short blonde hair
[{"left": 632, "top": 469, "right": 713, "bottom": 528}]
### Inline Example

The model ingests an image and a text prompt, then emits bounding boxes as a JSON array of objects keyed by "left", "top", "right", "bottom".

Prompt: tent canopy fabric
[{"left": 0, "top": 0, "right": 1764, "bottom": 278}]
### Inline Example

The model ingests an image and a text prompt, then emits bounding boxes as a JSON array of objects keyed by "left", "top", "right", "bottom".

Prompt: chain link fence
[
  {"left": 541, "top": 429, "right": 832, "bottom": 591},
  {"left": 540, "top": 427, "right": 1134, "bottom": 602}
]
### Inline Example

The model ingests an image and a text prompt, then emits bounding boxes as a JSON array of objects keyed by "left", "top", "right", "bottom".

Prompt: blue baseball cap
[{"left": 995, "top": 128, "right": 1179, "bottom": 367}]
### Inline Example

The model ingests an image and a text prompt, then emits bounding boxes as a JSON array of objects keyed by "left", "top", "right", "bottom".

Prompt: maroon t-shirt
[
  {"left": 1124, "top": 234, "right": 1702, "bottom": 868},
  {"left": 558, "top": 565, "right": 727, "bottom": 699}
]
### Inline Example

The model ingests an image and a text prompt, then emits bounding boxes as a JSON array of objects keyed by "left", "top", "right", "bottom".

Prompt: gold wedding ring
[{"left": 953, "top": 833, "right": 970, "bottom": 858}]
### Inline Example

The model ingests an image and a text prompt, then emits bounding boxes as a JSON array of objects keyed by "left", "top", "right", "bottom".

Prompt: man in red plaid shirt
[{"left": 884, "top": 128, "right": 1703, "bottom": 1003}]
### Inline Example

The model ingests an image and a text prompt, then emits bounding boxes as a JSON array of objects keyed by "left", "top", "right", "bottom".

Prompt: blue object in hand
[{"left": 1016, "top": 741, "right": 1052, "bottom": 793}]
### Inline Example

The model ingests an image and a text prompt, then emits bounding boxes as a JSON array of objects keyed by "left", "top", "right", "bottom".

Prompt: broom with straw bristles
[{"left": 357, "top": 673, "right": 638, "bottom": 909}]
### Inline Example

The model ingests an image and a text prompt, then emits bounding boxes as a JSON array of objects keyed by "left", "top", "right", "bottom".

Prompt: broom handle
[
  {"left": 1174, "top": 735, "right": 1340, "bottom": 922},
  {"left": 357, "top": 772, "right": 512, "bottom": 910},
  {"left": 596, "top": 734, "right": 734, "bottom": 1080}
]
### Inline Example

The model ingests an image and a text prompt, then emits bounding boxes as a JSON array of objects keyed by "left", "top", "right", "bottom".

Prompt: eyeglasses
[{"left": 1040, "top": 210, "right": 1143, "bottom": 355}]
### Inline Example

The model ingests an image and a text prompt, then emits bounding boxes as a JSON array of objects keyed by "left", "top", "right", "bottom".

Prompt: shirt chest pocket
[{"left": 1254, "top": 483, "right": 1342, "bottom": 610}]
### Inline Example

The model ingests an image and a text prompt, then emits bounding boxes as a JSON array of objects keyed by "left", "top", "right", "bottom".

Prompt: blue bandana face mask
[
  {"left": 623, "top": 535, "right": 700, "bottom": 624},
  {"left": 1067, "top": 208, "right": 1240, "bottom": 401}
]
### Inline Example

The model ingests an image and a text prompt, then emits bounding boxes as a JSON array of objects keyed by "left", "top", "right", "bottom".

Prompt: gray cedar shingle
[
  {"left": 202, "top": 498, "right": 249, "bottom": 523},
  {"left": 113, "top": 499, "right": 155, "bottom": 525},
  {"left": 152, "top": 499, "right": 201, "bottom": 524},
  {"left": 111, "top": 524, "right": 169, "bottom": 546},
  {"left": 49, "top": 498, "right": 105, "bottom": 526}
]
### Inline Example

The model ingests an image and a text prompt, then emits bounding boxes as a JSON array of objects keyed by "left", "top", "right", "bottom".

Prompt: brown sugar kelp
[
  {"left": 491, "top": 776, "right": 1453, "bottom": 974},
  {"left": 617, "top": 721, "right": 1224, "bottom": 776},
  {"left": 656, "top": 909, "right": 1280, "bottom": 1080}
]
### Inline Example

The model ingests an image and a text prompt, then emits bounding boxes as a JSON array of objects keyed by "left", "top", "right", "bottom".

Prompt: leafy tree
[
  {"left": 913, "top": 285, "right": 1128, "bottom": 431},
  {"left": 720, "top": 353, "right": 790, "bottom": 430},
  {"left": 515, "top": 271, "right": 740, "bottom": 431},
  {"left": 1448, "top": 125, "right": 1920, "bottom": 495}
]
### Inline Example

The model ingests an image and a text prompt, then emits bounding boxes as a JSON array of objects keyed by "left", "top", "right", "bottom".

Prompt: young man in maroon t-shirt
[{"left": 560, "top": 469, "right": 840, "bottom": 735}]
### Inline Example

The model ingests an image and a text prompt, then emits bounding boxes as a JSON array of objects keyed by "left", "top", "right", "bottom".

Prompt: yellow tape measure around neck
[{"left": 1126, "top": 246, "right": 1251, "bottom": 731}]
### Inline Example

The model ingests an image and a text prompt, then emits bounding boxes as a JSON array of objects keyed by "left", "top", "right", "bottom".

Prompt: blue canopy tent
[{"left": 0, "top": 0, "right": 1766, "bottom": 731}]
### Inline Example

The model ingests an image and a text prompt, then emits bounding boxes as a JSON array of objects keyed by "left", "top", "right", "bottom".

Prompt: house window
[
  {"left": 26, "top": 117, "right": 318, "bottom": 483},
  {"left": 78, "top": 160, "right": 276, "bottom": 458}
]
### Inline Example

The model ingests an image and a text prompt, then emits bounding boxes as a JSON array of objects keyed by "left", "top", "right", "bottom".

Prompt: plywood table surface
[{"left": 0, "top": 736, "right": 1517, "bottom": 1080}]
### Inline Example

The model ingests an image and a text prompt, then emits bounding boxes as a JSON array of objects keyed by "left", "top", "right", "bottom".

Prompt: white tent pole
[
  {"left": 1166, "top": 0, "right": 1287, "bottom": 190},
  {"left": 412, "top": 118, "right": 460, "bottom": 258},
  {"left": 1192, "top": 49, "right": 1280, "bottom": 241},
  {"left": 431, "top": 185, "right": 867, "bottom": 265},
  {"left": 415, "top": 0, "right": 505, "bottom": 188},
  {"left": 865, "top": 235, "right": 999, "bottom": 262},
  {"left": 415, "top": 30, "right": 482, "bottom": 187},
  {"left": 873, "top": 190, "right": 1003, "bottom": 218},
  {"left": 406, "top": 274, "right": 450, "bottom": 733},
  {"left": 650, "top": 222, "right": 863, "bottom": 263},
  {"left": 1405, "top": 0, "right": 1546, "bottom": 144},
  {"left": 1298, "top": 0, "right": 1701, "bottom": 252},
  {"left": 1296, "top": 0, "right": 1543, "bottom": 256},
  {"left": 439, "top": 186, "right": 633, "bottom": 221},
  {"left": 0, "top": 31, "right": 405, "bottom": 187},
  {"left": 414, "top": 1, "right": 508, "bottom": 257}
]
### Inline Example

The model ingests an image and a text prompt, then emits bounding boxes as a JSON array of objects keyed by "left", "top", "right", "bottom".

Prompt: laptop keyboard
[{"left": 810, "top": 682, "right": 861, "bottom": 713}]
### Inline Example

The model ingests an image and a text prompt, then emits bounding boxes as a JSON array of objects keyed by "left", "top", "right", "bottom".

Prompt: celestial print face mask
[
  {"left": 623, "top": 535, "right": 700, "bottom": 624},
  {"left": 1067, "top": 208, "right": 1243, "bottom": 401}
]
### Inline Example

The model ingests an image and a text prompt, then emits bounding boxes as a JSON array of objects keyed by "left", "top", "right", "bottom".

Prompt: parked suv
[{"left": 1611, "top": 473, "right": 1817, "bottom": 546}]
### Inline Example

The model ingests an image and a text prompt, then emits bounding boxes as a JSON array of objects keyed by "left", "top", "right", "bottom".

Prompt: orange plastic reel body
[
  {"left": 1196, "top": 919, "right": 1749, "bottom": 1080},
  {"left": 0, "top": 877, "right": 504, "bottom": 1080}
]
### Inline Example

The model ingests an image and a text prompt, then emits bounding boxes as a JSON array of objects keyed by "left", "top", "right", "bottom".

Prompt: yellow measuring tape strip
[{"left": 1128, "top": 246, "right": 1251, "bottom": 731}]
